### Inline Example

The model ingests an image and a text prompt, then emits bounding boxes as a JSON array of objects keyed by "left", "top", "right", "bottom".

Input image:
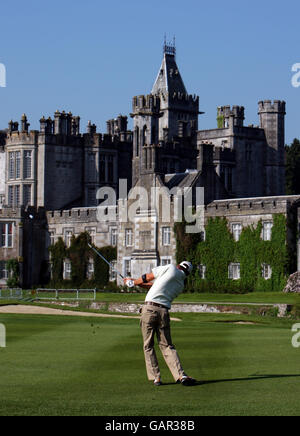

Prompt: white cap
[{"left": 180, "top": 261, "right": 193, "bottom": 275}]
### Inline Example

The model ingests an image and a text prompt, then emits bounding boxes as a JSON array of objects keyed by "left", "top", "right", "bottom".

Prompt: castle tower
[
  {"left": 217, "top": 106, "right": 245, "bottom": 128},
  {"left": 151, "top": 39, "right": 200, "bottom": 142},
  {"left": 131, "top": 94, "right": 162, "bottom": 185},
  {"left": 258, "top": 100, "right": 286, "bottom": 195}
]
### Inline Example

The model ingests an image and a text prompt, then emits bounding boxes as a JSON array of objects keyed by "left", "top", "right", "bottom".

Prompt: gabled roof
[{"left": 164, "top": 170, "right": 200, "bottom": 190}]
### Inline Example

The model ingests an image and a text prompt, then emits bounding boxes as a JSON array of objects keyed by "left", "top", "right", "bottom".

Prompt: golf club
[{"left": 87, "top": 243, "right": 134, "bottom": 288}]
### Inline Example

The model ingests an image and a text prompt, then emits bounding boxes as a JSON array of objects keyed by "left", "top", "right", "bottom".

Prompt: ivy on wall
[
  {"left": 217, "top": 114, "right": 225, "bottom": 129},
  {"left": 174, "top": 214, "right": 292, "bottom": 294},
  {"left": 49, "top": 232, "right": 117, "bottom": 289},
  {"left": 49, "top": 237, "right": 66, "bottom": 286},
  {"left": 6, "top": 259, "right": 20, "bottom": 288}
]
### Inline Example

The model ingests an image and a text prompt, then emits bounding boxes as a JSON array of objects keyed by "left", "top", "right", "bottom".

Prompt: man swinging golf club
[{"left": 124, "top": 261, "right": 196, "bottom": 387}]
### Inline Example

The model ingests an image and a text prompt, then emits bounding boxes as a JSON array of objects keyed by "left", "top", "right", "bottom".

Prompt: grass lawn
[
  {"left": 2, "top": 290, "right": 300, "bottom": 307},
  {"left": 91, "top": 291, "right": 300, "bottom": 305},
  {"left": 0, "top": 312, "right": 300, "bottom": 416}
]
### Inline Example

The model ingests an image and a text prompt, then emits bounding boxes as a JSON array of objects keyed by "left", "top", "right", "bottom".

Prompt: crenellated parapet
[
  {"left": 132, "top": 94, "right": 161, "bottom": 116},
  {"left": 217, "top": 105, "right": 245, "bottom": 128},
  {"left": 258, "top": 100, "right": 286, "bottom": 114}
]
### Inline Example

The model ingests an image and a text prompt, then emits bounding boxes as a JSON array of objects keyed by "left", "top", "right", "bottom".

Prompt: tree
[{"left": 286, "top": 139, "right": 300, "bottom": 195}]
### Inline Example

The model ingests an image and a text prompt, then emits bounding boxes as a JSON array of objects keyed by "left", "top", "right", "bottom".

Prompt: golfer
[{"left": 124, "top": 261, "right": 196, "bottom": 387}]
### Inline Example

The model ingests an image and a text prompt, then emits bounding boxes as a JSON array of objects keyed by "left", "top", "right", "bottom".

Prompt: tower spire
[{"left": 163, "top": 35, "right": 176, "bottom": 57}]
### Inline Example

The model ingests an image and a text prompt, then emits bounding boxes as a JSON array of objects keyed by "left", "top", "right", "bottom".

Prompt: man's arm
[{"left": 124, "top": 273, "right": 155, "bottom": 289}]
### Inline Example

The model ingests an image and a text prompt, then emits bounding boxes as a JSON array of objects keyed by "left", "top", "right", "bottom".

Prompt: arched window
[
  {"left": 142, "top": 126, "right": 147, "bottom": 146},
  {"left": 135, "top": 127, "right": 139, "bottom": 156}
]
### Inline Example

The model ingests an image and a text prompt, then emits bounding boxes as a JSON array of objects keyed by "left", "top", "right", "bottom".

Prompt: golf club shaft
[{"left": 88, "top": 243, "right": 125, "bottom": 279}]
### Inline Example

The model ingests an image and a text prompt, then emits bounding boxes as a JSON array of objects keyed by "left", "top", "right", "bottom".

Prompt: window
[
  {"left": 23, "top": 185, "right": 32, "bottom": 206},
  {"left": 87, "top": 259, "right": 94, "bottom": 278},
  {"left": 86, "top": 227, "right": 96, "bottom": 245},
  {"left": 135, "top": 127, "right": 140, "bottom": 156},
  {"left": 24, "top": 151, "right": 32, "bottom": 179},
  {"left": 15, "top": 152, "right": 21, "bottom": 179},
  {"left": 162, "top": 227, "right": 171, "bottom": 246},
  {"left": 110, "top": 228, "right": 118, "bottom": 246},
  {"left": 232, "top": 223, "right": 242, "bottom": 242},
  {"left": 64, "top": 261, "right": 72, "bottom": 280},
  {"left": 0, "top": 223, "right": 13, "bottom": 248},
  {"left": 262, "top": 222, "right": 273, "bottom": 241},
  {"left": 161, "top": 257, "right": 172, "bottom": 266},
  {"left": 9, "top": 152, "right": 15, "bottom": 180},
  {"left": 15, "top": 186, "right": 20, "bottom": 207},
  {"left": 198, "top": 264, "right": 206, "bottom": 279},
  {"left": 49, "top": 231, "right": 55, "bottom": 246},
  {"left": 229, "top": 263, "right": 241, "bottom": 280},
  {"left": 88, "top": 153, "right": 97, "bottom": 181},
  {"left": 0, "top": 261, "right": 8, "bottom": 280},
  {"left": 64, "top": 230, "right": 73, "bottom": 248},
  {"left": 142, "top": 126, "right": 147, "bottom": 146},
  {"left": 124, "top": 259, "right": 131, "bottom": 277},
  {"left": 125, "top": 229, "right": 133, "bottom": 247},
  {"left": 262, "top": 264, "right": 272, "bottom": 280},
  {"left": 8, "top": 186, "right": 20, "bottom": 207},
  {"left": 8, "top": 152, "right": 21, "bottom": 180},
  {"left": 8, "top": 186, "right": 13, "bottom": 207},
  {"left": 110, "top": 260, "right": 117, "bottom": 281}
]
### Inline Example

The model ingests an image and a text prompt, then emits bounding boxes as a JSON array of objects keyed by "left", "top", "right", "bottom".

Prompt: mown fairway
[{"left": 0, "top": 312, "right": 300, "bottom": 416}]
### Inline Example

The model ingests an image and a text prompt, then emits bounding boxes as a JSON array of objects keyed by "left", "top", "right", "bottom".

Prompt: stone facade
[{"left": 2, "top": 112, "right": 132, "bottom": 211}]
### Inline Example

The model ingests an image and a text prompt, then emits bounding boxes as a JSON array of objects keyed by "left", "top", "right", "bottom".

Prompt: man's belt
[{"left": 145, "top": 301, "right": 169, "bottom": 310}]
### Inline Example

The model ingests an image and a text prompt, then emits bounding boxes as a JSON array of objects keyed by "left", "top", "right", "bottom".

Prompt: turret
[
  {"left": 217, "top": 106, "right": 245, "bottom": 128},
  {"left": 258, "top": 100, "right": 286, "bottom": 195},
  {"left": 258, "top": 100, "right": 286, "bottom": 155}
]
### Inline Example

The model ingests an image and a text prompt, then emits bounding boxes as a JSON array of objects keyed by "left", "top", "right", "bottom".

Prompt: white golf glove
[{"left": 124, "top": 278, "right": 135, "bottom": 288}]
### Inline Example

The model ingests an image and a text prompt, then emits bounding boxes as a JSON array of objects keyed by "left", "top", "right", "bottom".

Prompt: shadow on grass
[{"left": 161, "top": 374, "right": 300, "bottom": 387}]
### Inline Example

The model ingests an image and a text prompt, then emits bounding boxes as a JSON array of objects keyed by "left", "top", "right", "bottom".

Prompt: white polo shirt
[{"left": 145, "top": 264, "right": 186, "bottom": 309}]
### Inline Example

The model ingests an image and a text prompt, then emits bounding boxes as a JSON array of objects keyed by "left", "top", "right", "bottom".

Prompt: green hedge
[{"left": 175, "top": 214, "right": 291, "bottom": 294}]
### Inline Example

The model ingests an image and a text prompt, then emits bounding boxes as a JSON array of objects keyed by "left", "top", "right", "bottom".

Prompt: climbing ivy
[
  {"left": 174, "top": 214, "right": 292, "bottom": 294},
  {"left": 48, "top": 232, "right": 117, "bottom": 289},
  {"left": 217, "top": 114, "right": 225, "bottom": 129},
  {"left": 49, "top": 237, "right": 66, "bottom": 287},
  {"left": 6, "top": 258, "right": 20, "bottom": 288}
]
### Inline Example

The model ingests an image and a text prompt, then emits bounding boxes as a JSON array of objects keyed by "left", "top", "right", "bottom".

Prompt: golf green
[{"left": 0, "top": 312, "right": 299, "bottom": 416}]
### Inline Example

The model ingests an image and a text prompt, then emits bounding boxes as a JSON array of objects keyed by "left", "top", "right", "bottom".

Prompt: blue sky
[{"left": 0, "top": 0, "right": 299, "bottom": 144}]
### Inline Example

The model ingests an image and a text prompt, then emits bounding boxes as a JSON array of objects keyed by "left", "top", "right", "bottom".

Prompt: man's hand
[
  {"left": 123, "top": 278, "right": 135, "bottom": 288},
  {"left": 124, "top": 273, "right": 155, "bottom": 289}
]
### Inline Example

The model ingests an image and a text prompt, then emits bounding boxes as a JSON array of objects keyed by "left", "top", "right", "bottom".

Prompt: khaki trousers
[{"left": 140, "top": 304, "right": 185, "bottom": 382}]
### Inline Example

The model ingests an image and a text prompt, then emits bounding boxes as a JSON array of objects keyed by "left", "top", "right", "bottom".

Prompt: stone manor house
[{"left": 0, "top": 41, "right": 299, "bottom": 288}]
